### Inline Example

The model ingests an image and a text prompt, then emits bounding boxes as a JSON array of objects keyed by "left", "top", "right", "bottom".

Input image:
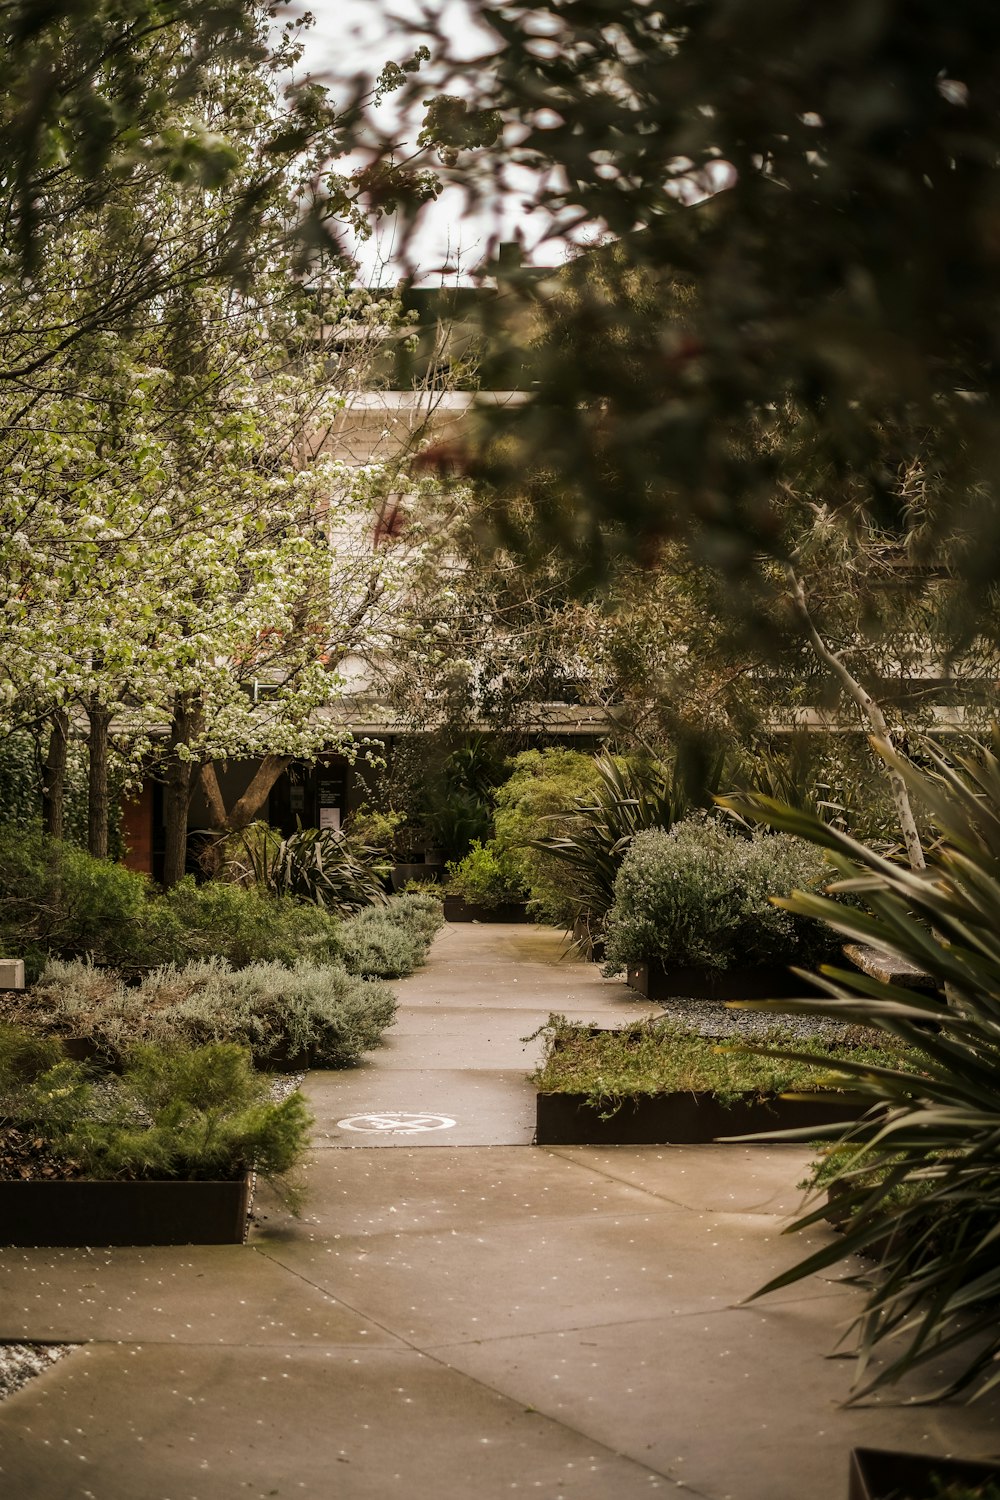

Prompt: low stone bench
[{"left": 842, "top": 943, "right": 940, "bottom": 995}]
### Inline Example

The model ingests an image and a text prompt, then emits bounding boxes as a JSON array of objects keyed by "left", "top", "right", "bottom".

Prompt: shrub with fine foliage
[
  {"left": 337, "top": 892, "right": 444, "bottom": 979},
  {"left": 0, "top": 1023, "right": 312, "bottom": 1189},
  {"left": 24, "top": 957, "right": 396, "bottom": 1068},
  {"left": 603, "top": 816, "right": 838, "bottom": 972}
]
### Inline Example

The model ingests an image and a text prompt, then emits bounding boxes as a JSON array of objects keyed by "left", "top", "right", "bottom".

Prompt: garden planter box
[
  {"left": 443, "top": 896, "right": 529, "bottom": 923},
  {"left": 0, "top": 1172, "right": 254, "bottom": 1247},
  {"left": 535, "top": 1089, "right": 867, "bottom": 1146},
  {"left": 848, "top": 1446, "right": 1000, "bottom": 1500},
  {"left": 626, "top": 960, "right": 818, "bottom": 1003}
]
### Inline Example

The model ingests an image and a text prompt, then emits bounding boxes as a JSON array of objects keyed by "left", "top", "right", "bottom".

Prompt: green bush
[
  {"left": 154, "top": 878, "right": 343, "bottom": 969},
  {"left": 23, "top": 957, "right": 397, "bottom": 1068},
  {"left": 0, "top": 827, "right": 155, "bottom": 979},
  {"left": 493, "top": 749, "right": 606, "bottom": 924},
  {"left": 337, "top": 892, "right": 444, "bottom": 979},
  {"left": 0, "top": 1023, "right": 312, "bottom": 1190},
  {"left": 525, "top": 752, "right": 725, "bottom": 933},
  {"left": 445, "top": 839, "right": 527, "bottom": 908},
  {"left": 603, "top": 816, "right": 839, "bottom": 973}
]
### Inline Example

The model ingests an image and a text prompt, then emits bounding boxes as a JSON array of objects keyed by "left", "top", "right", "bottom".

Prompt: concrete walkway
[{"left": 1, "top": 922, "right": 999, "bottom": 1499}]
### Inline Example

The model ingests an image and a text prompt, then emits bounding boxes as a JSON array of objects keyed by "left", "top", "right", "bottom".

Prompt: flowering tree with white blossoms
[{"left": 0, "top": 7, "right": 436, "bottom": 880}]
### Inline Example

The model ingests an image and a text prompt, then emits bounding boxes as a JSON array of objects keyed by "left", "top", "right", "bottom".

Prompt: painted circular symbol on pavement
[{"left": 337, "top": 1111, "right": 457, "bottom": 1135}]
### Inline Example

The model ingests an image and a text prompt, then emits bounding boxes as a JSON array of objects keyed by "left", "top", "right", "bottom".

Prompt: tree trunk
[
  {"left": 788, "top": 570, "right": 926, "bottom": 871},
  {"left": 198, "top": 762, "right": 228, "bottom": 828},
  {"left": 222, "top": 754, "right": 293, "bottom": 831},
  {"left": 87, "top": 699, "right": 112, "bottom": 859},
  {"left": 161, "top": 696, "right": 201, "bottom": 888},
  {"left": 198, "top": 755, "right": 292, "bottom": 832},
  {"left": 42, "top": 709, "right": 69, "bottom": 840}
]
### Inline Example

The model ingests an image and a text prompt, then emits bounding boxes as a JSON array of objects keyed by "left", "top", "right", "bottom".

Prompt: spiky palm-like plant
[
  {"left": 720, "top": 742, "right": 1000, "bottom": 1402},
  {"left": 529, "top": 751, "right": 724, "bottom": 928}
]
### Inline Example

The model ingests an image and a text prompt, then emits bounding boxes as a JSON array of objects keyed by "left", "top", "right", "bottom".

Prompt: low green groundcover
[{"left": 530, "top": 1016, "right": 918, "bottom": 1111}]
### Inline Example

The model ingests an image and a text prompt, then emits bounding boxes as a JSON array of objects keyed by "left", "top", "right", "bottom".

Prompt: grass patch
[{"left": 529, "top": 1016, "right": 918, "bottom": 1111}]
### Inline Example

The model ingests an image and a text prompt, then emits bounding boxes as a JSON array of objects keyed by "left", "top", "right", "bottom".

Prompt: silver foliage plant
[{"left": 722, "top": 742, "right": 1000, "bottom": 1402}]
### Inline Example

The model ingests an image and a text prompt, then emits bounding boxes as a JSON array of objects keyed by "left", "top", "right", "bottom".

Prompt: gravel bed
[
  {"left": 0, "top": 1342, "right": 76, "bottom": 1403},
  {"left": 267, "top": 1071, "right": 305, "bottom": 1102},
  {"left": 655, "top": 997, "right": 856, "bottom": 1042}
]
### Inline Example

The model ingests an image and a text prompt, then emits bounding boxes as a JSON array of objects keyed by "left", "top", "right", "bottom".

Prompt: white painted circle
[{"left": 337, "top": 1111, "right": 457, "bottom": 1135}]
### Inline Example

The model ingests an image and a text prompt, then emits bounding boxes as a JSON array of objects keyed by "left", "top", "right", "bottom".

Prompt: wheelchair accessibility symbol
[{"left": 337, "top": 1111, "right": 457, "bottom": 1135}]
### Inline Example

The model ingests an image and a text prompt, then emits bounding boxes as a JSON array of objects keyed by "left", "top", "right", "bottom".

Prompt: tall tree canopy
[
  {"left": 0, "top": 1, "right": 438, "bottom": 874},
  {"left": 352, "top": 1, "right": 1000, "bottom": 615}
]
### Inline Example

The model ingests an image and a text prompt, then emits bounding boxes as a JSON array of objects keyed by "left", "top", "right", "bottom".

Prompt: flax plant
[{"left": 721, "top": 742, "right": 1000, "bottom": 1401}]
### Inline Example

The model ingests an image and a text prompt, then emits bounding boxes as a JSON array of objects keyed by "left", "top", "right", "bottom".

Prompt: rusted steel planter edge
[
  {"left": 0, "top": 1172, "right": 254, "bottom": 1247},
  {"left": 535, "top": 1088, "right": 866, "bottom": 1145},
  {"left": 625, "top": 960, "right": 821, "bottom": 1002}
]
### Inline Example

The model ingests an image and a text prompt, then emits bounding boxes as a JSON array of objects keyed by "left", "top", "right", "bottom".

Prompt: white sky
[{"left": 284, "top": 1, "right": 544, "bottom": 284}]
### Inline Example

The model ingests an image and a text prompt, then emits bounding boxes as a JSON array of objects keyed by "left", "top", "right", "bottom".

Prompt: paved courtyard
[{"left": 1, "top": 922, "right": 998, "bottom": 1499}]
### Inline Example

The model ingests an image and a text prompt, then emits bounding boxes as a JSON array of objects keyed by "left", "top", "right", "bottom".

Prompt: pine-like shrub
[
  {"left": 0, "top": 1023, "right": 312, "bottom": 1190},
  {"left": 603, "top": 816, "right": 838, "bottom": 972}
]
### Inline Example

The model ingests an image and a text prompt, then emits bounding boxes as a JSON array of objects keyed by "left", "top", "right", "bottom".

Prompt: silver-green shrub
[
  {"left": 26, "top": 957, "right": 396, "bottom": 1068},
  {"left": 603, "top": 816, "right": 838, "bottom": 972},
  {"left": 338, "top": 892, "right": 443, "bottom": 979}
]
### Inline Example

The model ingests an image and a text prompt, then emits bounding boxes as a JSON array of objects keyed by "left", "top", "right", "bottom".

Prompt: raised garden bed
[
  {"left": 626, "top": 960, "right": 818, "bottom": 1002},
  {"left": 0, "top": 1172, "right": 254, "bottom": 1247},
  {"left": 536, "top": 1087, "right": 867, "bottom": 1145},
  {"left": 530, "top": 1018, "right": 897, "bottom": 1146},
  {"left": 443, "top": 895, "right": 530, "bottom": 923},
  {"left": 848, "top": 1446, "right": 1000, "bottom": 1500}
]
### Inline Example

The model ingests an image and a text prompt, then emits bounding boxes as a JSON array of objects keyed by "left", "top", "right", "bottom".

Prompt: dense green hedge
[{"left": 0, "top": 830, "right": 443, "bottom": 983}]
